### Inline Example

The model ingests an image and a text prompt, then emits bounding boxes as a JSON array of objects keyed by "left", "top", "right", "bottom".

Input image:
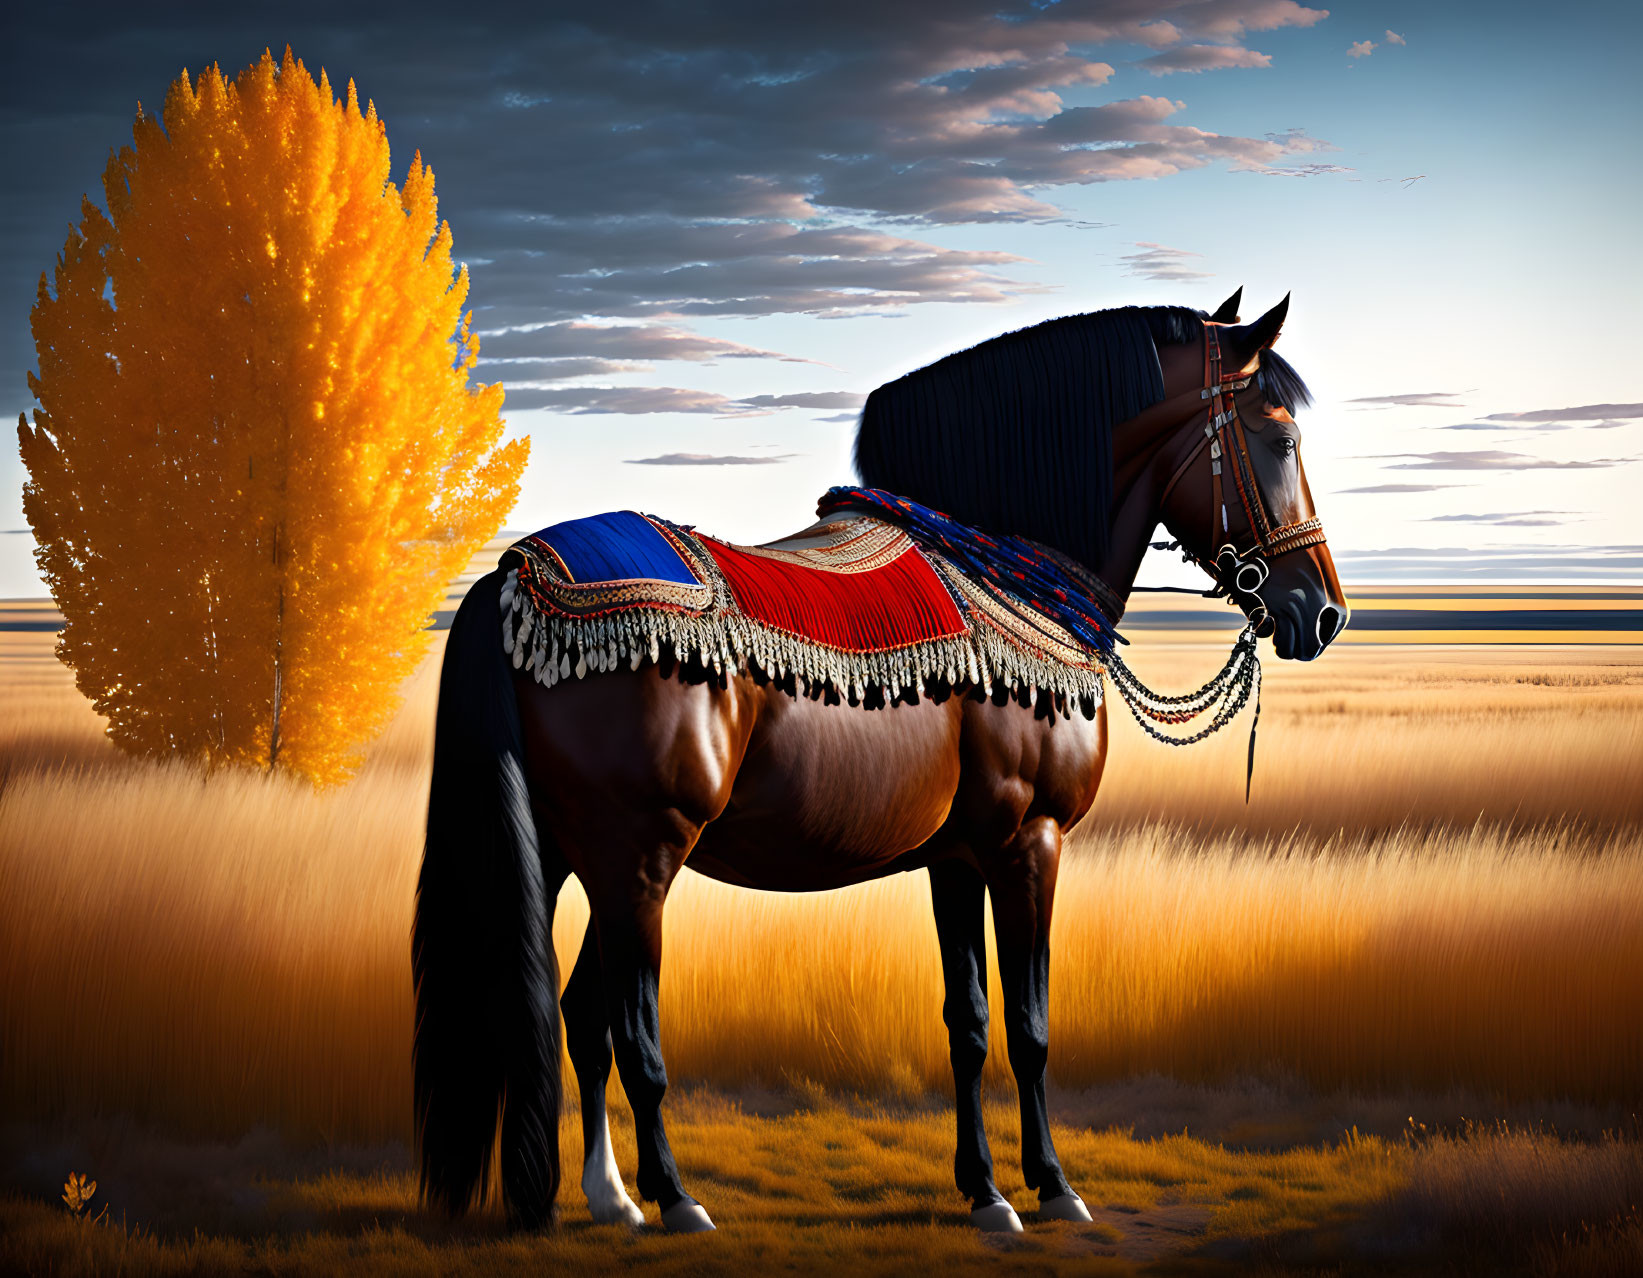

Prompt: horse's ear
[
  {"left": 1225, "top": 293, "right": 1289, "bottom": 370},
  {"left": 1209, "top": 287, "right": 1242, "bottom": 324}
]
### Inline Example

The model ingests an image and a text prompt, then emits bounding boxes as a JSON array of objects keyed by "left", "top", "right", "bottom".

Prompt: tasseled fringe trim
[{"left": 499, "top": 568, "right": 1104, "bottom": 720}]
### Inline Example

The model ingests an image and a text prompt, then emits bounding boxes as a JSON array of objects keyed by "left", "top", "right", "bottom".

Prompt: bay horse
[{"left": 413, "top": 292, "right": 1348, "bottom": 1234}]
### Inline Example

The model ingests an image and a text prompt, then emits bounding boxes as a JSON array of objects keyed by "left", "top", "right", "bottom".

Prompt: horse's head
[{"left": 1158, "top": 295, "right": 1349, "bottom": 661}]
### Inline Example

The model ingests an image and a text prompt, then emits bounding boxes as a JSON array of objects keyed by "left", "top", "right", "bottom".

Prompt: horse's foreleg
[
  {"left": 589, "top": 876, "right": 714, "bottom": 1233},
  {"left": 561, "top": 923, "right": 645, "bottom": 1226},
  {"left": 929, "top": 858, "right": 1020, "bottom": 1232},
  {"left": 988, "top": 817, "right": 1092, "bottom": 1223}
]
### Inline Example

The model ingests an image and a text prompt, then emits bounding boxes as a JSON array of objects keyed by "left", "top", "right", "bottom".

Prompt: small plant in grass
[{"left": 61, "top": 1172, "right": 96, "bottom": 1215}]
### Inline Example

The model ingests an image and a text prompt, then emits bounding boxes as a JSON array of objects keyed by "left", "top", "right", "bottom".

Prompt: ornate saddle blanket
[{"left": 499, "top": 492, "right": 1115, "bottom": 717}]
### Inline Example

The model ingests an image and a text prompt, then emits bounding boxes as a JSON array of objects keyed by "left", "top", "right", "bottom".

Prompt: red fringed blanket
[
  {"left": 501, "top": 508, "right": 1103, "bottom": 715},
  {"left": 697, "top": 534, "right": 964, "bottom": 654}
]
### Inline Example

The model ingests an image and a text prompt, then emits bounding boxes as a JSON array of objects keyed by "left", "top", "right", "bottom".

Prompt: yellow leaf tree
[{"left": 17, "top": 47, "right": 527, "bottom": 785}]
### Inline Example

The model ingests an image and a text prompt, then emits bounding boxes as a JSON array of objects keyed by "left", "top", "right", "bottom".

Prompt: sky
[{"left": 3, "top": 1, "right": 1640, "bottom": 596}]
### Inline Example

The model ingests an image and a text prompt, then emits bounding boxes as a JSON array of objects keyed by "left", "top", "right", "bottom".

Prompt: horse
[{"left": 412, "top": 291, "right": 1349, "bottom": 1235}]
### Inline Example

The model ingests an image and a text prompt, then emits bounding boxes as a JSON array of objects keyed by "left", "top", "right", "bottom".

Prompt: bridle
[
  {"left": 1093, "top": 320, "right": 1333, "bottom": 802},
  {"left": 1156, "top": 324, "right": 1329, "bottom": 634}
]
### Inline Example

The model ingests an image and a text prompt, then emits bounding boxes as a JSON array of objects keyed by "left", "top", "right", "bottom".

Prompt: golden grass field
[{"left": 3, "top": 613, "right": 1642, "bottom": 1274}]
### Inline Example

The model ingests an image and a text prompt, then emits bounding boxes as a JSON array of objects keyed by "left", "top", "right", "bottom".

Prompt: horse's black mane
[{"left": 853, "top": 304, "right": 1310, "bottom": 568}]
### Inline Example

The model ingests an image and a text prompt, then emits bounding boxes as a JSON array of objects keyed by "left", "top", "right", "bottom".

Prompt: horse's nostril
[{"left": 1317, "top": 605, "right": 1344, "bottom": 645}]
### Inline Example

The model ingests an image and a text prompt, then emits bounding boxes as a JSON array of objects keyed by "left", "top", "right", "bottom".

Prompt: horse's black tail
[{"left": 413, "top": 566, "right": 562, "bottom": 1228}]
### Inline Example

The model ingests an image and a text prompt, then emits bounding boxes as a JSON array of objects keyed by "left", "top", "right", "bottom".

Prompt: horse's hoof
[
  {"left": 582, "top": 1116, "right": 647, "bottom": 1227},
  {"left": 661, "top": 1200, "right": 716, "bottom": 1233},
  {"left": 971, "top": 1201, "right": 1024, "bottom": 1233},
  {"left": 1039, "top": 1193, "right": 1093, "bottom": 1222},
  {"left": 586, "top": 1184, "right": 646, "bottom": 1227}
]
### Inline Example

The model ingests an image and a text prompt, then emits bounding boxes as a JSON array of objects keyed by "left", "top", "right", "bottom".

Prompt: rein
[{"left": 1098, "top": 623, "right": 1263, "bottom": 803}]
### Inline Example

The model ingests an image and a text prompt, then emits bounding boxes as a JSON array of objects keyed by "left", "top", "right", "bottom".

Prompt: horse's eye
[{"left": 1274, "top": 436, "right": 1296, "bottom": 459}]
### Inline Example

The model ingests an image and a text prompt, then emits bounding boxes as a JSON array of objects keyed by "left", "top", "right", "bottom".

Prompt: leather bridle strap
[
  {"left": 1196, "top": 326, "right": 1328, "bottom": 565},
  {"left": 1155, "top": 422, "right": 1212, "bottom": 516},
  {"left": 1155, "top": 328, "right": 1249, "bottom": 526},
  {"left": 1206, "top": 326, "right": 1235, "bottom": 547}
]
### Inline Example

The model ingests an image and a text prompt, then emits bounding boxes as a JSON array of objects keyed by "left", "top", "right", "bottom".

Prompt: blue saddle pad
[{"left": 526, "top": 510, "right": 700, "bottom": 585}]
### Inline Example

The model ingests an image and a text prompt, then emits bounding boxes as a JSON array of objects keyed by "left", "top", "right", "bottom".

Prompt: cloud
[
  {"left": 1348, "top": 40, "right": 1378, "bottom": 58},
  {"left": 1442, "top": 420, "right": 1630, "bottom": 432},
  {"left": 503, "top": 384, "right": 863, "bottom": 415},
  {"left": 626, "top": 452, "right": 797, "bottom": 466},
  {"left": 487, "top": 358, "right": 649, "bottom": 381},
  {"left": 1137, "top": 45, "right": 1273, "bottom": 76},
  {"left": 1347, "top": 392, "right": 1469, "bottom": 408},
  {"left": 1377, "top": 450, "right": 1639, "bottom": 471},
  {"left": 1328, "top": 545, "right": 1643, "bottom": 582},
  {"left": 1254, "top": 163, "right": 1355, "bottom": 177},
  {"left": 504, "top": 386, "right": 749, "bottom": 415},
  {"left": 463, "top": 223, "right": 1040, "bottom": 326},
  {"left": 4, "top": 2, "right": 1337, "bottom": 420},
  {"left": 1385, "top": 30, "right": 1407, "bottom": 45},
  {"left": 1427, "top": 511, "right": 1579, "bottom": 527},
  {"left": 733, "top": 392, "right": 865, "bottom": 411},
  {"left": 1481, "top": 402, "right": 1643, "bottom": 424},
  {"left": 1122, "top": 241, "right": 1211, "bottom": 282},
  {"left": 477, "top": 322, "right": 816, "bottom": 364},
  {"left": 1337, "top": 483, "right": 1469, "bottom": 494}
]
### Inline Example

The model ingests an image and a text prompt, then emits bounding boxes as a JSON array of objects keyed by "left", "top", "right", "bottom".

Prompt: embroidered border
[{"left": 725, "top": 516, "right": 914, "bottom": 574}]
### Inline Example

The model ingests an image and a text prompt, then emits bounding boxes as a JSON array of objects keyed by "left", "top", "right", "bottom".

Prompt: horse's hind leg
[
  {"left": 929, "top": 858, "right": 1020, "bottom": 1232},
  {"left": 987, "top": 817, "right": 1092, "bottom": 1223},
  {"left": 562, "top": 924, "right": 645, "bottom": 1226}
]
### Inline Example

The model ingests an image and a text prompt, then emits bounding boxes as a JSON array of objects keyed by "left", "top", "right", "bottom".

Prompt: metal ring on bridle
[{"left": 1234, "top": 558, "right": 1268, "bottom": 594}]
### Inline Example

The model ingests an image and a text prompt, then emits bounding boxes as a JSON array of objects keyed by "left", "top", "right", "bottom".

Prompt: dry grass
[
  {"left": 0, "top": 1098, "right": 1398, "bottom": 1275},
  {"left": 1397, "top": 1124, "right": 1643, "bottom": 1245},
  {"left": 4, "top": 1103, "right": 1640, "bottom": 1275},
  {"left": 3, "top": 638, "right": 1641, "bottom": 1142},
  {"left": 1090, "top": 642, "right": 1643, "bottom": 833},
  {"left": 5, "top": 630, "right": 1643, "bottom": 1272}
]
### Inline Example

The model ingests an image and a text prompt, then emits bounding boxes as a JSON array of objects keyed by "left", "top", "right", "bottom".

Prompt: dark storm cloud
[
  {"left": 5, "top": 1, "right": 1334, "bottom": 419},
  {"left": 626, "top": 452, "right": 797, "bottom": 466},
  {"left": 1377, "top": 450, "right": 1637, "bottom": 471}
]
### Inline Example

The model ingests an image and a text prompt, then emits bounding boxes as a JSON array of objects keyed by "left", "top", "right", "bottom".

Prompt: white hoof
[
  {"left": 661, "top": 1200, "right": 716, "bottom": 1233},
  {"left": 1039, "top": 1193, "right": 1093, "bottom": 1222},
  {"left": 971, "top": 1201, "right": 1024, "bottom": 1233},
  {"left": 582, "top": 1115, "right": 645, "bottom": 1227},
  {"left": 585, "top": 1180, "right": 646, "bottom": 1227}
]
